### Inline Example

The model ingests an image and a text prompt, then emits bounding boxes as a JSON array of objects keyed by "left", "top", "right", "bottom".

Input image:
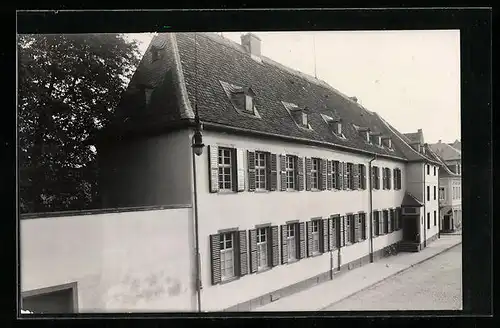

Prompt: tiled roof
[
  {"left": 448, "top": 140, "right": 461, "bottom": 152},
  {"left": 402, "top": 192, "right": 424, "bottom": 207},
  {"left": 424, "top": 144, "right": 459, "bottom": 176},
  {"left": 428, "top": 142, "right": 461, "bottom": 161},
  {"left": 109, "top": 32, "right": 439, "bottom": 163},
  {"left": 403, "top": 132, "right": 419, "bottom": 143}
]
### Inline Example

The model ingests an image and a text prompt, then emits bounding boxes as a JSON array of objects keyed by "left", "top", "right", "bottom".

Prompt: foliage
[{"left": 18, "top": 34, "right": 141, "bottom": 213}]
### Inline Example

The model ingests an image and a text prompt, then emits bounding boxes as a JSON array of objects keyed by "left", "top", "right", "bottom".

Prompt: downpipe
[
  {"left": 423, "top": 163, "right": 427, "bottom": 248},
  {"left": 191, "top": 137, "right": 202, "bottom": 312},
  {"left": 368, "top": 155, "right": 377, "bottom": 263}
]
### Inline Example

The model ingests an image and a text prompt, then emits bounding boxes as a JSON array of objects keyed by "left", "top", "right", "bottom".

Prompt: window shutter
[
  {"left": 320, "top": 159, "right": 327, "bottom": 190},
  {"left": 393, "top": 168, "right": 397, "bottom": 190},
  {"left": 299, "top": 222, "right": 306, "bottom": 259},
  {"left": 382, "top": 168, "right": 386, "bottom": 190},
  {"left": 280, "top": 225, "right": 288, "bottom": 264},
  {"left": 339, "top": 216, "right": 345, "bottom": 247},
  {"left": 361, "top": 213, "right": 367, "bottom": 240},
  {"left": 322, "top": 218, "right": 329, "bottom": 253},
  {"left": 362, "top": 165, "right": 367, "bottom": 189},
  {"left": 387, "top": 169, "right": 392, "bottom": 190},
  {"left": 335, "top": 216, "right": 341, "bottom": 248},
  {"left": 269, "top": 153, "right": 278, "bottom": 191},
  {"left": 208, "top": 145, "right": 219, "bottom": 193},
  {"left": 336, "top": 161, "right": 342, "bottom": 189},
  {"left": 236, "top": 149, "right": 245, "bottom": 192},
  {"left": 280, "top": 155, "right": 286, "bottom": 191},
  {"left": 371, "top": 166, "right": 375, "bottom": 190},
  {"left": 238, "top": 230, "right": 248, "bottom": 276},
  {"left": 388, "top": 211, "right": 392, "bottom": 233},
  {"left": 271, "top": 226, "right": 279, "bottom": 267},
  {"left": 376, "top": 167, "right": 381, "bottom": 189},
  {"left": 297, "top": 157, "right": 304, "bottom": 191},
  {"left": 210, "top": 234, "right": 221, "bottom": 285},
  {"left": 354, "top": 214, "right": 360, "bottom": 242},
  {"left": 247, "top": 151, "right": 256, "bottom": 192},
  {"left": 249, "top": 229, "right": 258, "bottom": 273},
  {"left": 305, "top": 157, "right": 312, "bottom": 191},
  {"left": 342, "top": 162, "right": 348, "bottom": 190},
  {"left": 372, "top": 212, "right": 377, "bottom": 237},
  {"left": 328, "top": 217, "right": 334, "bottom": 250},
  {"left": 353, "top": 163, "right": 359, "bottom": 190},
  {"left": 306, "top": 221, "right": 313, "bottom": 257},
  {"left": 399, "top": 170, "right": 402, "bottom": 190},
  {"left": 326, "top": 160, "right": 332, "bottom": 190},
  {"left": 380, "top": 212, "right": 385, "bottom": 234}
]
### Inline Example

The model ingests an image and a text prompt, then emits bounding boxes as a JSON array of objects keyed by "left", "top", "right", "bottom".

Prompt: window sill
[
  {"left": 218, "top": 190, "right": 237, "bottom": 195},
  {"left": 285, "top": 189, "right": 299, "bottom": 192},
  {"left": 254, "top": 189, "right": 271, "bottom": 193},
  {"left": 286, "top": 258, "right": 299, "bottom": 265},
  {"left": 310, "top": 252, "right": 323, "bottom": 258},
  {"left": 219, "top": 276, "right": 240, "bottom": 285}
]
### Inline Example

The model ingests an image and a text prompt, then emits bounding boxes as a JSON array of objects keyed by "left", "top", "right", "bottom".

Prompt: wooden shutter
[
  {"left": 280, "top": 155, "right": 286, "bottom": 191},
  {"left": 398, "top": 170, "right": 402, "bottom": 189},
  {"left": 249, "top": 229, "right": 258, "bottom": 273},
  {"left": 208, "top": 145, "right": 219, "bottom": 193},
  {"left": 320, "top": 159, "right": 327, "bottom": 190},
  {"left": 271, "top": 226, "right": 279, "bottom": 267},
  {"left": 297, "top": 157, "right": 304, "bottom": 191},
  {"left": 269, "top": 153, "right": 278, "bottom": 191},
  {"left": 306, "top": 221, "right": 313, "bottom": 257},
  {"left": 280, "top": 225, "right": 288, "bottom": 264},
  {"left": 339, "top": 216, "right": 345, "bottom": 247},
  {"left": 354, "top": 214, "right": 360, "bottom": 242},
  {"left": 210, "top": 234, "right": 221, "bottom": 285},
  {"left": 247, "top": 151, "right": 256, "bottom": 191},
  {"left": 342, "top": 162, "right": 348, "bottom": 190},
  {"left": 372, "top": 212, "right": 377, "bottom": 237},
  {"left": 379, "top": 211, "right": 385, "bottom": 234},
  {"left": 326, "top": 160, "right": 332, "bottom": 190},
  {"left": 305, "top": 157, "right": 312, "bottom": 191},
  {"left": 337, "top": 161, "right": 342, "bottom": 189},
  {"left": 393, "top": 168, "right": 397, "bottom": 190},
  {"left": 322, "top": 218, "right": 329, "bottom": 253},
  {"left": 376, "top": 167, "right": 380, "bottom": 189},
  {"left": 353, "top": 163, "right": 359, "bottom": 190},
  {"left": 299, "top": 222, "right": 306, "bottom": 259},
  {"left": 328, "top": 217, "right": 334, "bottom": 251},
  {"left": 371, "top": 166, "right": 376, "bottom": 190},
  {"left": 238, "top": 230, "right": 248, "bottom": 276},
  {"left": 236, "top": 149, "right": 245, "bottom": 192},
  {"left": 388, "top": 211, "right": 392, "bottom": 233},
  {"left": 361, "top": 213, "right": 367, "bottom": 240},
  {"left": 361, "top": 165, "right": 366, "bottom": 189},
  {"left": 387, "top": 169, "right": 392, "bottom": 190},
  {"left": 335, "top": 216, "right": 341, "bottom": 248},
  {"left": 382, "top": 168, "right": 386, "bottom": 190}
]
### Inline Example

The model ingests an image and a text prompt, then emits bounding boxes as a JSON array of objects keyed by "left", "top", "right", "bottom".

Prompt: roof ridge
[{"left": 444, "top": 142, "right": 461, "bottom": 155}]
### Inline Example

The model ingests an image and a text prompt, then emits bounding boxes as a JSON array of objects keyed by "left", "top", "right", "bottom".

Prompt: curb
[{"left": 319, "top": 240, "right": 462, "bottom": 310}]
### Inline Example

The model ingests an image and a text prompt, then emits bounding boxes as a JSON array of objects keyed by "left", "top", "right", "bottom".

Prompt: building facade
[
  {"left": 94, "top": 32, "right": 443, "bottom": 312},
  {"left": 428, "top": 141, "right": 462, "bottom": 232}
]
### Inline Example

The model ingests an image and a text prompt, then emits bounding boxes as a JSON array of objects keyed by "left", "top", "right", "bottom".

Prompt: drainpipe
[
  {"left": 423, "top": 163, "right": 427, "bottom": 248},
  {"left": 437, "top": 169, "right": 441, "bottom": 239},
  {"left": 191, "top": 133, "right": 202, "bottom": 312},
  {"left": 368, "top": 155, "right": 377, "bottom": 263}
]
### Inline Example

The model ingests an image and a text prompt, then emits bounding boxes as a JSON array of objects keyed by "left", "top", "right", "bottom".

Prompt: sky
[{"left": 129, "top": 30, "right": 460, "bottom": 144}]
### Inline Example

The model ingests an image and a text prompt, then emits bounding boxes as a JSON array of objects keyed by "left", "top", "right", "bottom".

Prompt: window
[
  {"left": 373, "top": 211, "right": 380, "bottom": 236},
  {"left": 311, "top": 158, "right": 319, "bottom": 189},
  {"left": 427, "top": 186, "right": 430, "bottom": 201},
  {"left": 393, "top": 168, "right": 402, "bottom": 190},
  {"left": 286, "top": 224, "right": 297, "bottom": 261},
  {"left": 427, "top": 213, "right": 430, "bottom": 229},
  {"left": 245, "top": 95, "right": 254, "bottom": 112},
  {"left": 434, "top": 211, "right": 437, "bottom": 226},
  {"left": 218, "top": 148, "right": 233, "bottom": 191},
  {"left": 311, "top": 220, "right": 320, "bottom": 254},
  {"left": 427, "top": 165, "right": 430, "bottom": 175},
  {"left": 433, "top": 166, "right": 436, "bottom": 176},
  {"left": 383, "top": 210, "right": 389, "bottom": 234},
  {"left": 372, "top": 166, "right": 380, "bottom": 190},
  {"left": 334, "top": 122, "right": 342, "bottom": 135},
  {"left": 346, "top": 215, "right": 353, "bottom": 243},
  {"left": 255, "top": 152, "right": 267, "bottom": 190},
  {"left": 256, "top": 228, "right": 269, "bottom": 270},
  {"left": 220, "top": 232, "right": 235, "bottom": 281},
  {"left": 302, "top": 112, "right": 308, "bottom": 127},
  {"left": 439, "top": 187, "right": 445, "bottom": 200},
  {"left": 286, "top": 155, "right": 295, "bottom": 190},
  {"left": 346, "top": 163, "right": 353, "bottom": 189},
  {"left": 457, "top": 164, "right": 461, "bottom": 175},
  {"left": 433, "top": 186, "right": 436, "bottom": 200}
]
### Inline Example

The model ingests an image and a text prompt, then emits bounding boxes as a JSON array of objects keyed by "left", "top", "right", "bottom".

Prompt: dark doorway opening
[{"left": 403, "top": 214, "right": 419, "bottom": 243}]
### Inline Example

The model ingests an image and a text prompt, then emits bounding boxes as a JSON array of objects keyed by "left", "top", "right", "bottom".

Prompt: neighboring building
[
  {"left": 428, "top": 140, "right": 462, "bottom": 232},
  {"left": 448, "top": 139, "right": 461, "bottom": 152},
  {"left": 21, "top": 32, "right": 444, "bottom": 313}
]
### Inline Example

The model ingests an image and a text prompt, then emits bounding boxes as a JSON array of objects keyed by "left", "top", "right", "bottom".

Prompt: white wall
[
  {"left": 194, "top": 131, "right": 406, "bottom": 311},
  {"left": 423, "top": 163, "right": 439, "bottom": 242},
  {"left": 21, "top": 207, "right": 196, "bottom": 312}
]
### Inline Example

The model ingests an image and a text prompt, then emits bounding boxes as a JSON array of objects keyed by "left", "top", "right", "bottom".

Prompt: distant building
[{"left": 428, "top": 140, "right": 462, "bottom": 232}]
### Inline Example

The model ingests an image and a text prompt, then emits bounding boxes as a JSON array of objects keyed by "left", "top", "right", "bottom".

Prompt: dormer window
[
  {"left": 334, "top": 122, "right": 342, "bottom": 135},
  {"left": 365, "top": 131, "right": 371, "bottom": 143},
  {"left": 321, "top": 114, "right": 344, "bottom": 137},
  {"left": 382, "top": 137, "right": 392, "bottom": 149},
  {"left": 282, "top": 101, "right": 311, "bottom": 129},
  {"left": 231, "top": 87, "right": 256, "bottom": 115},
  {"left": 245, "top": 94, "right": 254, "bottom": 113},
  {"left": 301, "top": 112, "right": 308, "bottom": 126},
  {"left": 371, "top": 134, "right": 382, "bottom": 146}
]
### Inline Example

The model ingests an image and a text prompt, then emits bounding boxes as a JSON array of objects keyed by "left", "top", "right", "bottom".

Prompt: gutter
[{"left": 368, "top": 155, "right": 377, "bottom": 263}]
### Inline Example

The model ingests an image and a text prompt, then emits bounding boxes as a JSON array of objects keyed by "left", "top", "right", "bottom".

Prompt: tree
[{"left": 18, "top": 34, "right": 141, "bottom": 213}]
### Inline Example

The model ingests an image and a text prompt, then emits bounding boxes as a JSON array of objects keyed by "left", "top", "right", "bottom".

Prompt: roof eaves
[{"left": 202, "top": 120, "right": 408, "bottom": 162}]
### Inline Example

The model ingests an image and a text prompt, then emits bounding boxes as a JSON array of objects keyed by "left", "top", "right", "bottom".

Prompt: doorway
[{"left": 402, "top": 214, "right": 419, "bottom": 242}]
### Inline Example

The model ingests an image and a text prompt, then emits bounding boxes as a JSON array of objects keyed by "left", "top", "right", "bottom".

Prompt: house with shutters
[
  {"left": 96, "top": 32, "right": 442, "bottom": 312},
  {"left": 428, "top": 140, "right": 462, "bottom": 232}
]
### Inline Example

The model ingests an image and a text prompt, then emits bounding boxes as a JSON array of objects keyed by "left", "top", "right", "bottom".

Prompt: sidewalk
[{"left": 253, "top": 234, "right": 462, "bottom": 312}]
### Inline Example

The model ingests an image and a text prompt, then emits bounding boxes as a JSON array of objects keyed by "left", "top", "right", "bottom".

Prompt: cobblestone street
[{"left": 325, "top": 244, "right": 462, "bottom": 311}]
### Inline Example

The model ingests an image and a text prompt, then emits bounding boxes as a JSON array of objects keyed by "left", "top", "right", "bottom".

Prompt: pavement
[{"left": 253, "top": 234, "right": 462, "bottom": 312}]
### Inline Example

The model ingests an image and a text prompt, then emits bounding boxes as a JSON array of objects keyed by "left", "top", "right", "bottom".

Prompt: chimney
[
  {"left": 350, "top": 96, "right": 358, "bottom": 103},
  {"left": 241, "top": 33, "right": 262, "bottom": 57},
  {"left": 438, "top": 140, "right": 441, "bottom": 143},
  {"left": 418, "top": 129, "right": 422, "bottom": 133}
]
